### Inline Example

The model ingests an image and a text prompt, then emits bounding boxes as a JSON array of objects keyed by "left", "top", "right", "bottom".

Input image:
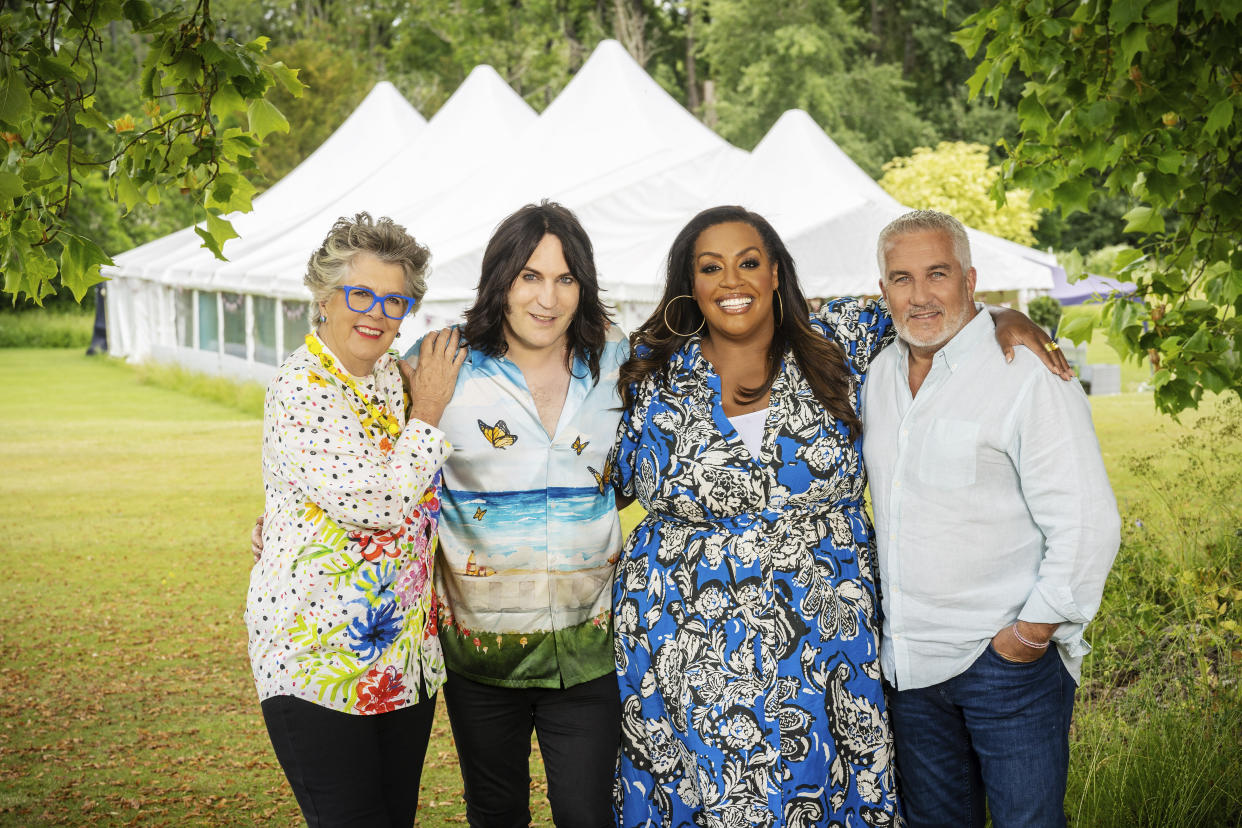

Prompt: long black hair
[
  {"left": 618, "top": 205, "right": 862, "bottom": 438},
  {"left": 462, "top": 200, "right": 612, "bottom": 381}
]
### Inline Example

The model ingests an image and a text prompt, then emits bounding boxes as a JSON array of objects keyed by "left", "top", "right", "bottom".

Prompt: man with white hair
[{"left": 862, "top": 210, "right": 1120, "bottom": 826}]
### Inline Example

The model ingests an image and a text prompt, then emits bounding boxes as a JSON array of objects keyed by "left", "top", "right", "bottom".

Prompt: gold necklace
[{"left": 305, "top": 334, "right": 402, "bottom": 437}]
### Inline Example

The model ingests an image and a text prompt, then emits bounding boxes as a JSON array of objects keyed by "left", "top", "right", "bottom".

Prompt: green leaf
[
  {"left": 1123, "top": 205, "right": 1166, "bottom": 234},
  {"left": 1205, "top": 99, "right": 1233, "bottom": 135},
  {"left": 1110, "top": 0, "right": 1150, "bottom": 29},
  {"left": 0, "top": 171, "right": 22, "bottom": 202},
  {"left": 1119, "top": 26, "right": 1149, "bottom": 65},
  {"left": 267, "top": 62, "right": 305, "bottom": 98},
  {"left": 1052, "top": 177, "right": 1094, "bottom": 216},
  {"left": 1115, "top": 247, "right": 1148, "bottom": 272},
  {"left": 121, "top": 0, "right": 154, "bottom": 27},
  {"left": 0, "top": 73, "right": 33, "bottom": 128},
  {"left": 1061, "top": 313, "right": 1096, "bottom": 345},
  {"left": 1148, "top": 0, "right": 1178, "bottom": 26},
  {"left": 1155, "top": 149, "right": 1183, "bottom": 174},
  {"left": 1017, "top": 93, "right": 1053, "bottom": 134},
  {"left": 195, "top": 212, "right": 238, "bottom": 261},
  {"left": 112, "top": 170, "right": 142, "bottom": 213},
  {"left": 246, "top": 98, "right": 289, "bottom": 141},
  {"left": 74, "top": 105, "right": 111, "bottom": 132},
  {"left": 58, "top": 232, "right": 113, "bottom": 301}
]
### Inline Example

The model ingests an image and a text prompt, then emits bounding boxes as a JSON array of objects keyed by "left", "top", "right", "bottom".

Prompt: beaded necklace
[{"left": 305, "top": 333, "right": 402, "bottom": 439}]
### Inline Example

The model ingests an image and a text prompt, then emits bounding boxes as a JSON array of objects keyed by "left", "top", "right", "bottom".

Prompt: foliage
[
  {"left": 0, "top": 307, "right": 93, "bottom": 347},
  {"left": 1027, "top": 295, "right": 1061, "bottom": 335},
  {"left": 697, "top": 0, "right": 934, "bottom": 172},
  {"left": 957, "top": 0, "right": 1242, "bottom": 415},
  {"left": 844, "top": 0, "right": 1023, "bottom": 145},
  {"left": 0, "top": 0, "right": 304, "bottom": 306},
  {"left": 1068, "top": 398, "right": 1242, "bottom": 824},
  {"left": 878, "top": 141, "right": 1040, "bottom": 244},
  {"left": 251, "top": 38, "right": 369, "bottom": 186}
]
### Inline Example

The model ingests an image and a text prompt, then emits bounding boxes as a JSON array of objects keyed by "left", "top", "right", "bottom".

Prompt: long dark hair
[
  {"left": 618, "top": 205, "right": 861, "bottom": 439},
  {"left": 462, "top": 200, "right": 612, "bottom": 381}
]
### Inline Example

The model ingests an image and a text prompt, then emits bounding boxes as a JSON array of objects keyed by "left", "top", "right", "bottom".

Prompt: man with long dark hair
[{"left": 407, "top": 201, "right": 625, "bottom": 828}]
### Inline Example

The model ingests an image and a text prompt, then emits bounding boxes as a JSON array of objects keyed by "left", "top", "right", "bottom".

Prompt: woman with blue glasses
[{"left": 245, "top": 212, "right": 465, "bottom": 826}]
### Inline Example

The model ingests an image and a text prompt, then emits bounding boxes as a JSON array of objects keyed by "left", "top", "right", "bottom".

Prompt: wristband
[{"left": 1011, "top": 622, "right": 1050, "bottom": 649}]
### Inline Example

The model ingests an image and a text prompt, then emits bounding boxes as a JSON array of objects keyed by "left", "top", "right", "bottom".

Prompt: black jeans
[
  {"left": 443, "top": 670, "right": 621, "bottom": 828},
  {"left": 261, "top": 691, "right": 436, "bottom": 828}
]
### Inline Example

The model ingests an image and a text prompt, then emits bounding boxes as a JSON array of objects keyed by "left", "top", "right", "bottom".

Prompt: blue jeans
[{"left": 887, "top": 644, "right": 1077, "bottom": 828}]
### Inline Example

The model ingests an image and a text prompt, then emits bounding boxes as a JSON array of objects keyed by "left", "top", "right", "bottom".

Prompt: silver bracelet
[{"left": 1011, "top": 622, "right": 1050, "bottom": 649}]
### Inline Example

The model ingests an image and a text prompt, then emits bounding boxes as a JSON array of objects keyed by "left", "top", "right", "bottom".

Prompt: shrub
[
  {"left": 1028, "top": 295, "right": 1062, "bottom": 337},
  {"left": 0, "top": 309, "right": 94, "bottom": 348}
]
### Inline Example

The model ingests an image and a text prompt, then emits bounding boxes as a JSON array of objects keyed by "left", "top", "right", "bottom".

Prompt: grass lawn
[
  {"left": 1, "top": 348, "right": 1237, "bottom": 825},
  {"left": 0, "top": 350, "right": 553, "bottom": 826}
]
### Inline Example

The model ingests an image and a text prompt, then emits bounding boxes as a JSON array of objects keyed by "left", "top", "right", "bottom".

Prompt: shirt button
[{"left": 894, "top": 480, "right": 901, "bottom": 488}]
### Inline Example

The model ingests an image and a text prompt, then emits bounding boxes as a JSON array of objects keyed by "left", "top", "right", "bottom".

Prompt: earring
[
  {"left": 774, "top": 291, "right": 783, "bottom": 327},
  {"left": 662, "top": 295, "right": 704, "bottom": 337},
  {"left": 317, "top": 315, "right": 326, "bottom": 323}
]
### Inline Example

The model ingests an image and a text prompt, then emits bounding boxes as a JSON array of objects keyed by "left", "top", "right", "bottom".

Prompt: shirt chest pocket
[{"left": 917, "top": 418, "right": 979, "bottom": 489}]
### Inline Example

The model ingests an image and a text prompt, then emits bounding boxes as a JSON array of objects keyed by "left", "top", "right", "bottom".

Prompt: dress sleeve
[
  {"left": 813, "top": 297, "right": 896, "bottom": 374},
  {"left": 608, "top": 369, "right": 651, "bottom": 500},
  {"left": 265, "top": 367, "right": 451, "bottom": 530}
]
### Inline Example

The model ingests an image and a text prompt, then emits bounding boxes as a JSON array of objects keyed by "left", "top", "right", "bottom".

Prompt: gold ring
[{"left": 1043, "top": 341, "right": 1060, "bottom": 352}]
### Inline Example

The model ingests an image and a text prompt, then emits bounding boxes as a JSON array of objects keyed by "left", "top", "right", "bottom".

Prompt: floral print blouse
[{"left": 246, "top": 341, "right": 450, "bottom": 714}]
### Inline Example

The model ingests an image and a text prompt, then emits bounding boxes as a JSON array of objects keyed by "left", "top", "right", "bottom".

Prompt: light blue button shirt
[{"left": 862, "top": 309, "right": 1120, "bottom": 690}]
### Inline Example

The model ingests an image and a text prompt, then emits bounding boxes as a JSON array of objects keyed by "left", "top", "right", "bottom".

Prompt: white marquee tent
[
  {"left": 106, "top": 81, "right": 431, "bottom": 377},
  {"left": 717, "top": 109, "right": 1060, "bottom": 297},
  {"left": 105, "top": 39, "right": 1061, "bottom": 382}
]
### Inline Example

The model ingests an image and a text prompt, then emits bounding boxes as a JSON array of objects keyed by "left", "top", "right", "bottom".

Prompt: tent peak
[{"left": 430, "top": 63, "right": 535, "bottom": 126}]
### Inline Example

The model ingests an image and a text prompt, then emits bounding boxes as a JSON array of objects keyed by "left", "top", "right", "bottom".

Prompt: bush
[
  {"left": 0, "top": 309, "right": 94, "bottom": 348},
  {"left": 1028, "top": 295, "right": 1062, "bottom": 337}
]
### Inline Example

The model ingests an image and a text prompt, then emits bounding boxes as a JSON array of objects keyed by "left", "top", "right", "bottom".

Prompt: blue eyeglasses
[{"left": 340, "top": 285, "right": 417, "bottom": 320}]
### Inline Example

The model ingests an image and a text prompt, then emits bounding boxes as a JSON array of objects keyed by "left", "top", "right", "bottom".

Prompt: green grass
[
  {"left": 2, "top": 349, "right": 1238, "bottom": 826},
  {"left": 0, "top": 309, "right": 94, "bottom": 348}
]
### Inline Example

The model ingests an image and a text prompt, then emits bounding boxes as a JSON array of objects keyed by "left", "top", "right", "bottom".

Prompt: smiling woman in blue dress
[{"left": 609, "top": 205, "right": 1064, "bottom": 828}]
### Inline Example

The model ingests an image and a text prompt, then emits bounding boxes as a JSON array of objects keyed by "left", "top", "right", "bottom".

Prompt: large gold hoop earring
[
  {"left": 662, "top": 295, "right": 704, "bottom": 337},
  {"left": 774, "top": 291, "right": 783, "bottom": 327}
]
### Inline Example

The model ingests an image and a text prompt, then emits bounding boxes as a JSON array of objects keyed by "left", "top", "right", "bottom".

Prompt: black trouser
[
  {"left": 443, "top": 670, "right": 621, "bottom": 828},
  {"left": 261, "top": 691, "right": 436, "bottom": 828}
]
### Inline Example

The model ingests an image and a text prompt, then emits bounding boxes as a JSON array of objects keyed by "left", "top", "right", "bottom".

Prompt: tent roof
[
  {"left": 168, "top": 65, "right": 539, "bottom": 294},
  {"left": 1051, "top": 268, "right": 1136, "bottom": 306},
  {"left": 721, "top": 108, "right": 1057, "bottom": 296},
  {"left": 109, "top": 80, "right": 428, "bottom": 285}
]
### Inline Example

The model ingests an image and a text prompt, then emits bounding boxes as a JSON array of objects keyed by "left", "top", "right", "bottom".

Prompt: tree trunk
[{"left": 685, "top": 2, "right": 700, "bottom": 111}]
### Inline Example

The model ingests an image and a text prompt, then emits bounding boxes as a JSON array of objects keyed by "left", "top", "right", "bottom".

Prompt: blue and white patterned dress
[{"left": 609, "top": 299, "right": 903, "bottom": 828}]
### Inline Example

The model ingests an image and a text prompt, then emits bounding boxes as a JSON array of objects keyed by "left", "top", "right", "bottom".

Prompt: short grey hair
[
  {"left": 304, "top": 212, "right": 431, "bottom": 309},
  {"left": 876, "top": 210, "right": 972, "bottom": 277}
]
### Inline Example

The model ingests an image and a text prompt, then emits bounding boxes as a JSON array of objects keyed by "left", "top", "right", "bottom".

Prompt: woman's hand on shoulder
[
  {"left": 403, "top": 327, "right": 467, "bottom": 428},
  {"left": 991, "top": 307, "right": 1073, "bottom": 380}
]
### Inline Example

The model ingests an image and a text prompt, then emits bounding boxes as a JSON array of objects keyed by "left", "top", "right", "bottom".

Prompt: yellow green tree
[{"left": 878, "top": 141, "right": 1039, "bottom": 245}]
